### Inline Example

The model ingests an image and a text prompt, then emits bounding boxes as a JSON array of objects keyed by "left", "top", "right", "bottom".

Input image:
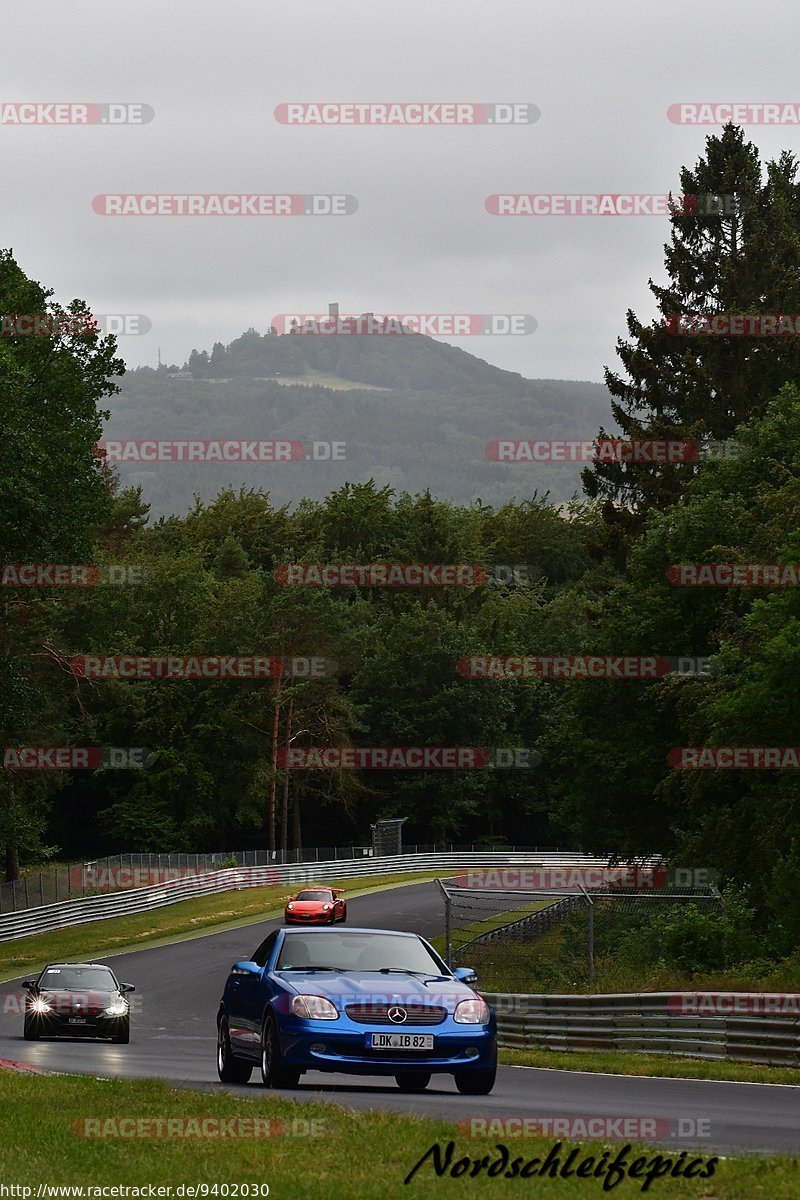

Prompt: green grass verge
[
  {"left": 429, "top": 901, "right": 550, "bottom": 959},
  {"left": 1, "top": 1071, "right": 797, "bottom": 1197},
  {"left": 0, "top": 872, "right": 452, "bottom": 983},
  {"left": 500, "top": 1046, "right": 800, "bottom": 1086}
]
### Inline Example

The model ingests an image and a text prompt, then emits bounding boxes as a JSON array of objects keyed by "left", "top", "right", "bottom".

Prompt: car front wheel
[
  {"left": 22, "top": 1017, "right": 39, "bottom": 1041},
  {"left": 453, "top": 1065, "right": 497, "bottom": 1095},
  {"left": 217, "top": 1017, "right": 253, "bottom": 1084},
  {"left": 111, "top": 1017, "right": 130, "bottom": 1045},
  {"left": 260, "top": 1015, "right": 301, "bottom": 1089}
]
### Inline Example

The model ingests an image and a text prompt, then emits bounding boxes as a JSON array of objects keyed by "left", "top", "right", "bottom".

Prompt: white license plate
[
  {"left": 68, "top": 1017, "right": 87, "bottom": 1024},
  {"left": 369, "top": 1033, "right": 433, "bottom": 1050}
]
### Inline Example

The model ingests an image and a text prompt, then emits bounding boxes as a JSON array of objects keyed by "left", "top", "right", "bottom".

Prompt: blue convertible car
[{"left": 216, "top": 927, "right": 497, "bottom": 1093}]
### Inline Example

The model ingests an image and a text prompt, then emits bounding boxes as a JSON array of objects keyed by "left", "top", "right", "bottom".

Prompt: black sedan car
[{"left": 21, "top": 962, "right": 135, "bottom": 1043}]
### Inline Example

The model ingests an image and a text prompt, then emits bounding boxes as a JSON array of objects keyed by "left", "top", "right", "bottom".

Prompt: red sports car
[{"left": 284, "top": 887, "right": 346, "bottom": 925}]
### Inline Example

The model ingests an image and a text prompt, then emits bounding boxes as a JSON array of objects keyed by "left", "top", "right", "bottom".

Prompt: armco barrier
[
  {"left": 0, "top": 852, "right": 616, "bottom": 943},
  {"left": 486, "top": 991, "right": 800, "bottom": 1066}
]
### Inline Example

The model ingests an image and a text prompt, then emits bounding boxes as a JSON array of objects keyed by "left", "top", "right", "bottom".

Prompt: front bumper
[
  {"left": 278, "top": 1019, "right": 496, "bottom": 1076},
  {"left": 284, "top": 912, "right": 334, "bottom": 924},
  {"left": 26, "top": 1013, "right": 128, "bottom": 1038}
]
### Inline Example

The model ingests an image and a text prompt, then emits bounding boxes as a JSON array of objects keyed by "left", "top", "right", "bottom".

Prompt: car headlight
[
  {"left": 322, "top": 904, "right": 332, "bottom": 911},
  {"left": 291, "top": 995, "right": 339, "bottom": 1020},
  {"left": 104, "top": 1001, "right": 129, "bottom": 1017},
  {"left": 453, "top": 998, "right": 490, "bottom": 1024},
  {"left": 31, "top": 998, "right": 51, "bottom": 1015},
  {"left": 287, "top": 903, "right": 294, "bottom": 910}
]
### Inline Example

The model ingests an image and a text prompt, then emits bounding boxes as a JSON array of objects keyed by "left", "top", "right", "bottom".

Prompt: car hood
[{"left": 274, "top": 971, "right": 475, "bottom": 1010}]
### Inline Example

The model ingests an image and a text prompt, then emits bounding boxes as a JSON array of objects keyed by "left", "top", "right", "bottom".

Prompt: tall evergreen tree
[{"left": 583, "top": 125, "right": 800, "bottom": 555}]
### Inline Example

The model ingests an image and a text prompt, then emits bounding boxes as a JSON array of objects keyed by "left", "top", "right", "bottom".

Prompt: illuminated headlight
[
  {"left": 287, "top": 903, "right": 295, "bottom": 910},
  {"left": 31, "top": 998, "right": 51, "bottom": 1015},
  {"left": 291, "top": 995, "right": 338, "bottom": 1020},
  {"left": 322, "top": 904, "right": 332, "bottom": 911},
  {"left": 453, "top": 998, "right": 490, "bottom": 1024},
  {"left": 104, "top": 1001, "right": 129, "bottom": 1017}
]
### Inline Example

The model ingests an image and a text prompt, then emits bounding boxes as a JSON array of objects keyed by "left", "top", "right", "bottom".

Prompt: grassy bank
[
  {"left": 0, "top": 1071, "right": 797, "bottom": 1197},
  {"left": 500, "top": 1047, "right": 800, "bottom": 1086},
  {"left": 0, "top": 871, "right": 450, "bottom": 982}
]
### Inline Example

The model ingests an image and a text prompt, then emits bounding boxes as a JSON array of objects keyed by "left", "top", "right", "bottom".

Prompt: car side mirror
[
  {"left": 231, "top": 961, "right": 261, "bottom": 976},
  {"left": 120, "top": 983, "right": 136, "bottom": 993},
  {"left": 453, "top": 966, "right": 478, "bottom": 986},
  {"left": 21, "top": 980, "right": 34, "bottom": 991}
]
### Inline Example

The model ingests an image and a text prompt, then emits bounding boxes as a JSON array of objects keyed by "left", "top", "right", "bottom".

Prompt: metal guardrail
[
  {"left": 0, "top": 844, "right": 586, "bottom": 914},
  {"left": 486, "top": 991, "right": 800, "bottom": 1065},
  {"left": 0, "top": 852, "right": 616, "bottom": 943}
]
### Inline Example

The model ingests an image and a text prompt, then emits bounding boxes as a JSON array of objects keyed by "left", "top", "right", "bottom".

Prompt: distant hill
[{"left": 107, "top": 321, "right": 616, "bottom": 518}]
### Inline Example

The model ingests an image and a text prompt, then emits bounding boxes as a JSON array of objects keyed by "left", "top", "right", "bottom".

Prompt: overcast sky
[{"left": 3, "top": 1, "right": 799, "bottom": 383}]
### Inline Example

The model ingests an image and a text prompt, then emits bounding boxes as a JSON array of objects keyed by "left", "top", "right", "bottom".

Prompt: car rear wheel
[
  {"left": 454, "top": 1065, "right": 497, "bottom": 1095},
  {"left": 22, "top": 1017, "right": 38, "bottom": 1041},
  {"left": 111, "top": 1017, "right": 130, "bottom": 1045},
  {"left": 260, "top": 1015, "right": 301, "bottom": 1089},
  {"left": 217, "top": 1017, "right": 253, "bottom": 1084},
  {"left": 395, "top": 1072, "right": 431, "bottom": 1092}
]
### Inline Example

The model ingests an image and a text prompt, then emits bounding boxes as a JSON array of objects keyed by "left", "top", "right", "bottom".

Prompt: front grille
[{"left": 345, "top": 1003, "right": 447, "bottom": 1026}]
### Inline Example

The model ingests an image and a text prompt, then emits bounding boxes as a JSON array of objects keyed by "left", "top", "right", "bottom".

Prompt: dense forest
[
  {"left": 112, "top": 346, "right": 612, "bottom": 516},
  {"left": 4, "top": 125, "right": 800, "bottom": 956}
]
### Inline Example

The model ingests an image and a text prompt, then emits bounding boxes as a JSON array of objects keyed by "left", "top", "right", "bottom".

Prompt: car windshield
[
  {"left": 39, "top": 967, "right": 117, "bottom": 991},
  {"left": 276, "top": 931, "right": 446, "bottom": 974},
  {"left": 295, "top": 890, "right": 333, "bottom": 902}
]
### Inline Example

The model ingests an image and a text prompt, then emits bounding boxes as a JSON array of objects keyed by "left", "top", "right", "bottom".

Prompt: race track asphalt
[{"left": 1, "top": 880, "right": 798, "bottom": 1157}]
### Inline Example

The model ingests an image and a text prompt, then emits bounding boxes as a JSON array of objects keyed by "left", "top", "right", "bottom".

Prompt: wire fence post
[
  {"left": 436, "top": 878, "right": 452, "bottom": 966},
  {"left": 577, "top": 884, "right": 594, "bottom": 989}
]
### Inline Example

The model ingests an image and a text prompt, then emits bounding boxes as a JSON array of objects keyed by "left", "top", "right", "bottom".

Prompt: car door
[{"left": 230, "top": 931, "right": 278, "bottom": 1056}]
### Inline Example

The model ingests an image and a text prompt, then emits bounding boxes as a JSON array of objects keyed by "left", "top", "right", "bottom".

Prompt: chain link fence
[
  {"left": 438, "top": 880, "right": 724, "bottom": 993},
  {"left": 0, "top": 843, "right": 573, "bottom": 913}
]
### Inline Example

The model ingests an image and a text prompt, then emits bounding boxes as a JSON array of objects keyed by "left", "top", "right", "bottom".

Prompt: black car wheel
[
  {"left": 339, "top": 908, "right": 347, "bottom": 924},
  {"left": 111, "top": 1017, "right": 131, "bottom": 1045},
  {"left": 453, "top": 1065, "right": 497, "bottom": 1095},
  {"left": 395, "top": 1072, "right": 431, "bottom": 1092},
  {"left": 260, "top": 1014, "right": 301, "bottom": 1088},
  {"left": 217, "top": 1016, "right": 253, "bottom": 1084},
  {"left": 22, "top": 1016, "right": 39, "bottom": 1041}
]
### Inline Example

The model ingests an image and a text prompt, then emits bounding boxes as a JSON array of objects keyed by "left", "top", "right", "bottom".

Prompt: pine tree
[{"left": 583, "top": 125, "right": 800, "bottom": 553}]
